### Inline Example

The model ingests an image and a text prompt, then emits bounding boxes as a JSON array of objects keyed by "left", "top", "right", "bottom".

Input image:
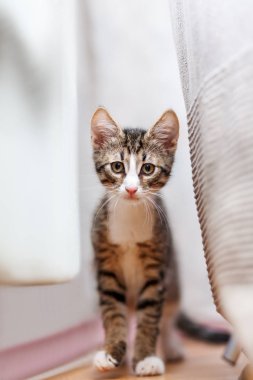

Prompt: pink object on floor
[{"left": 0, "top": 318, "right": 103, "bottom": 380}]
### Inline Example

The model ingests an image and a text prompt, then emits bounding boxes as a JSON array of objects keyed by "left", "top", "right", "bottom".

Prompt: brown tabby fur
[{"left": 91, "top": 108, "right": 181, "bottom": 371}]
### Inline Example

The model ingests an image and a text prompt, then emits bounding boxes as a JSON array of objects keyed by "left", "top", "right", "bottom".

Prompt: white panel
[{"left": 0, "top": 0, "right": 80, "bottom": 283}]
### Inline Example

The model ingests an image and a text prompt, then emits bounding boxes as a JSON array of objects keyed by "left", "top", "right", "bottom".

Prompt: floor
[{"left": 48, "top": 337, "right": 246, "bottom": 380}]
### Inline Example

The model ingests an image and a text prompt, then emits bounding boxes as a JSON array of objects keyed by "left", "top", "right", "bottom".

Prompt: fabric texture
[{"left": 170, "top": 0, "right": 253, "bottom": 360}]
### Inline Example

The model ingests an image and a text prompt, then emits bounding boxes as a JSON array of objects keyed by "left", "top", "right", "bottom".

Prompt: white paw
[
  {"left": 135, "top": 356, "right": 165, "bottom": 376},
  {"left": 93, "top": 350, "right": 118, "bottom": 372}
]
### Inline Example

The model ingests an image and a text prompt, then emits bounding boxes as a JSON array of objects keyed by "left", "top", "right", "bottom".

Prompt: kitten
[{"left": 90, "top": 107, "right": 183, "bottom": 376}]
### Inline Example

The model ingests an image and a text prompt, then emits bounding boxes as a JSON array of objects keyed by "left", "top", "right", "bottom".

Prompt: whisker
[
  {"left": 146, "top": 196, "right": 169, "bottom": 230},
  {"left": 146, "top": 196, "right": 163, "bottom": 225},
  {"left": 145, "top": 198, "right": 152, "bottom": 226},
  {"left": 93, "top": 193, "right": 117, "bottom": 225},
  {"left": 142, "top": 190, "right": 165, "bottom": 198},
  {"left": 148, "top": 192, "right": 166, "bottom": 200},
  {"left": 113, "top": 193, "right": 121, "bottom": 216},
  {"left": 142, "top": 198, "right": 149, "bottom": 226}
]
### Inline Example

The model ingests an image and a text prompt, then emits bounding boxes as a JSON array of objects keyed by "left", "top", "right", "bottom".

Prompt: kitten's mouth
[{"left": 124, "top": 193, "right": 139, "bottom": 201}]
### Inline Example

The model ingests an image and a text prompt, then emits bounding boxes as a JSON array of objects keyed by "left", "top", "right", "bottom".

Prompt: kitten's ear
[
  {"left": 91, "top": 107, "right": 123, "bottom": 149},
  {"left": 146, "top": 110, "right": 179, "bottom": 151}
]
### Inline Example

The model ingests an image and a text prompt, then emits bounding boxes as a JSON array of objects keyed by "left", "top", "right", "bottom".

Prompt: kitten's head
[{"left": 91, "top": 107, "right": 179, "bottom": 201}]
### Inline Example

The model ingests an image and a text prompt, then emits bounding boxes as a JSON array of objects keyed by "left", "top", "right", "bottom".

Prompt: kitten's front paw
[
  {"left": 135, "top": 356, "right": 165, "bottom": 376},
  {"left": 93, "top": 350, "right": 118, "bottom": 372}
]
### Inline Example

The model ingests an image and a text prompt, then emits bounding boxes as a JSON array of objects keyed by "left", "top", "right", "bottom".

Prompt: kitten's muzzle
[{"left": 125, "top": 186, "right": 138, "bottom": 198}]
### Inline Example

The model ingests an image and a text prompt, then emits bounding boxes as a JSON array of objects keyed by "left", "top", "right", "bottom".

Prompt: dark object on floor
[{"left": 177, "top": 313, "right": 230, "bottom": 344}]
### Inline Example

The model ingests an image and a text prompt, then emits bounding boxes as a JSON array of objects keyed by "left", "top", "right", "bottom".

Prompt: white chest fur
[
  {"left": 108, "top": 198, "right": 154, "bottom": 299},
  {"left": 108, "top": 198, "right": 154, "bottom": 245}
]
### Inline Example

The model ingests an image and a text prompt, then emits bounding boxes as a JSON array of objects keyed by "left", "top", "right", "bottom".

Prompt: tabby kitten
[{"left": 91, "top": 107, "right": 183, "bottom": 376}]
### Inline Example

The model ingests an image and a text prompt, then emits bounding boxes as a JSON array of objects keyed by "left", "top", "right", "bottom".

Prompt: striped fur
[{"left": 91, "top": 108, "right": 181, "bottom": 375}]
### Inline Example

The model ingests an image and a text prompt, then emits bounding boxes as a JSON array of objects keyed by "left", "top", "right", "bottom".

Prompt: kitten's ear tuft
[
  {"left": 91, "top": 107, "right": 123, "bottom": 149},
  {"left": 147, "top": 110, "right": 179, "bottom": 151}
]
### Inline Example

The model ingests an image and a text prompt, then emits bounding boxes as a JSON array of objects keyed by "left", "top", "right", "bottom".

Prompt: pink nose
[{"left": 125, "top": 186, "right": 138, "bottom": 196}]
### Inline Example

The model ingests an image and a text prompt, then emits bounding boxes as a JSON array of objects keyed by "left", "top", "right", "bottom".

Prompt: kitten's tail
[{"left": 176, "top": 312, "right": 230, "bottom": 343}]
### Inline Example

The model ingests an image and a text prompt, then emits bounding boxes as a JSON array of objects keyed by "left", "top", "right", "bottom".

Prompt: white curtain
[
  {"left": 0, "top": 0, "right": 80, "bottom": 284},
  {"left": 170, "top": 0, "right": 253, "bottom": 361}
]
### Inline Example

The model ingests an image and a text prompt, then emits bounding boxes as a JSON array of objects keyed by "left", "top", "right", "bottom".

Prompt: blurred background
[{"left": 0, "top": 0, "right": 219, "bottom": 357}]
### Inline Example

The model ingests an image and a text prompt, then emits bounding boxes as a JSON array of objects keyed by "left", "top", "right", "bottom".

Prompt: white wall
[{"left": 0, "top": 0, "right": 217, "bottom": 351}]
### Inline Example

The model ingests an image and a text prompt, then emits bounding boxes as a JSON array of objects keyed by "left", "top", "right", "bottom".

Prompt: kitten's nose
[{"left": 125, "top": 186, "right": 138, "bottom": 196}]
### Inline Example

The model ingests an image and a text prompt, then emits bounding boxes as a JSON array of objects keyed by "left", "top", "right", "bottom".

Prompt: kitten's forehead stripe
[{"left": 123, "top": 128, "right": 146, "bottom": 154}]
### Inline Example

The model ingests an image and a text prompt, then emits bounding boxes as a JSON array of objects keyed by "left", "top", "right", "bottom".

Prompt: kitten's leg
[
  {"left": 160, "top": 302, "right": 184, "bottom": 362},
  {"left": 133, "top": 279, "right": 165, "bottom": 376},
  {"left": 94, "top": 268, "right": 127, "bottom": 371}
]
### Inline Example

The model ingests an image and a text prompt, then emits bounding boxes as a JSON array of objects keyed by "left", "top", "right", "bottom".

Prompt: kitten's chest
[
  {"left": 108, "top": 199, "right": 154, "bottom": 245},
  {"left": 108, "top": 199, "right": 154, "bottom": 302}
]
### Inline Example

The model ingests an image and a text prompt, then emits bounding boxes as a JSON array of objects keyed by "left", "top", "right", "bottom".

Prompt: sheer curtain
[{"left": 170, "top": 0, "right": 253, "bottom": 361}]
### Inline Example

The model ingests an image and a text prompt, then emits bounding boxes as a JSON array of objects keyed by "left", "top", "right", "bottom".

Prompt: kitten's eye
[
  {"left": 111, "top": 161, "right": 125, "bottom": 174},
  {"left": 141, "top": 163, "right": 155, "bottom": 175}
]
